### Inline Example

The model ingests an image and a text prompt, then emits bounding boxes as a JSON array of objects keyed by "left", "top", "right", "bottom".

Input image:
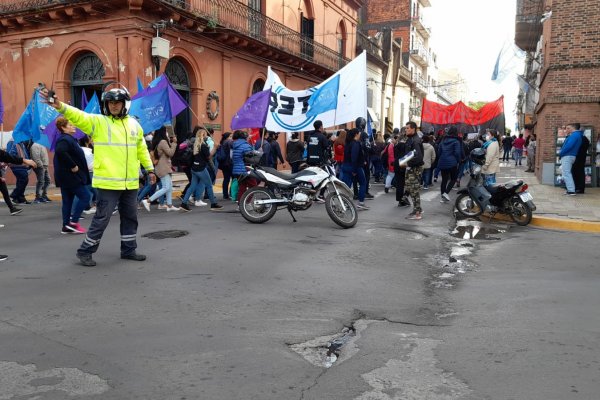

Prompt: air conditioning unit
[{"left": 152, "top": 37, "right": 170, "bottom": 59}]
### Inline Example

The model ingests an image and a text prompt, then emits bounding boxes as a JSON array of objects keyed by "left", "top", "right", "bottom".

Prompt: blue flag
[
  {"left": 231, "top": 89, "right": 271, "bottom": 129},
  {"left": 13, "top": 89, "right": 59, "bottom": 144},
  {"left": 137, "top": 77, "right": 144, "bottom": 93},
  {"left": 306, "top": 75, "right": 340, "bottom": 118},
  {"left": 129, "top": 75, "right": 188, "bottom": 134}
]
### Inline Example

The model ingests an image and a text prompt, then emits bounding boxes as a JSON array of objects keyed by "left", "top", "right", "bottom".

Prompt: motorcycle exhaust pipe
[{"left": 252, "top": 199, "right": 290, "bottom": 205}]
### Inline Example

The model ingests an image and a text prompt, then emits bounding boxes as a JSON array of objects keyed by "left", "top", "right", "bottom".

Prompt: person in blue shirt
[
  {"left": 341, "top": 128, "right": 369, "bottom": 210},
  {"left": 559, "top": 123, "right": 583, "bottom": 195},
  {"left": 231, "top": 130, "right": 257, "bottom": 203}
]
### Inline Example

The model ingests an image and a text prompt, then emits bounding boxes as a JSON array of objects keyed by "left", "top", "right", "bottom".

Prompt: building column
[{"left": 221, "top": 54, "right": 231, "bottom": 133}]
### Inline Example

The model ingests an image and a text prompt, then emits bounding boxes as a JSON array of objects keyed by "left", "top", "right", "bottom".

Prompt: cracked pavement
[{"left": 1, "top": 187, "right": 599, "bottom": 399}]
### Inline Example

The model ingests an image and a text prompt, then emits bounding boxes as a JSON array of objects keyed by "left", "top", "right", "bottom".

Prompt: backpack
[
  {"left": 177, "top": 139, "right": 194, "bottom": 166},
  {"left": 216, "top": 141, "right": 230, "bottom": 165}
]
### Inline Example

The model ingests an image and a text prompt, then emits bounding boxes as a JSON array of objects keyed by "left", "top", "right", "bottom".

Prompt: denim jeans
[
  {"left": 10, "top": 168, "right": 29, "bottom": 200},
  {"left": 341, "top": 165, "right": 366, "bottom": 202},
  {"left": 149, "top": 174, "right": 173, "bottom": 205},
  {"left": 61, "top": 185, "right": 90, "bottom": 226},
  {"left": 34, "top": 167, "right": 51, "bottom": 198},
  {"left": 385, "top": 171, "right": 395, "bottom": 188},
  {"left": 560, "top": 155, "right": 576, "bottom": 193},
  {"left": 422, "top": 168, "right": 432, "bottom": 186},
  {"left": 183, "top": 168, "right": 216, "bottom": 205},
  {"left": 514, "top": 149, "right": 523, "bottom": 165}
]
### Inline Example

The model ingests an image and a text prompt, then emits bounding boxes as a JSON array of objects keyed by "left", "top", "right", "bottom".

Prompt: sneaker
[
  {"left": 166, "top": 205, "right": 180, "bottom": 211},
  {"left": 157, "top": 204, "right": 168, "bottom": 210},
  {"left": 10, "top": 208, "right": 23, "bottom": 216},
  {"left": 384, "top": 187, "right": 389, "bottom": 194},
  {"left": 180, "top": 203, "right": 191, "bottom": 212},
  {"left": 564, "top": 191, "right": 576, "bottom": 196},
  {"left": 33, "top": 197, "right": 44, "bottom": 204},
  {"left": 77, "top": 253, "right": 96, "bottom": 267},
  {"left": 194, "top": 200, "right": 207, "bottom": 207},
  {"left": 397, "top": 201, "right": 410, "bottom": 208},
  {"left": 356, "top": 202, "right": 370, "bottom": 210},
  {"left": 423, "top": 185, "right": 429, "bottom": 190},
  {"left": 0, "top": 255, "right": 7, "bottom": 262},
  {"left": 61, "top": 226, "right": 74, "bottom": 234},
  {"left": 83, "top": 207, "right": 97, "bottom": 215},
  {"left": 406, "top": 211, "right": 422, "bottom": 220},
  {"left": 42, "top": 195, "right": 52, "bottom": 202},
  {"left": 66, "top": 222, "right": 87, "bottom": 234},
  {"left": 141, "top": 199, "right": 150, "bottom": 212},
  {"left": 210, "top": 203, "right": 224, "bottom": 211},
  {"left": 442, "top": 193, "right": 451, "bottom": 202},
  {"left": 364, "top": 193, "right": 375, "bottom": 199}
]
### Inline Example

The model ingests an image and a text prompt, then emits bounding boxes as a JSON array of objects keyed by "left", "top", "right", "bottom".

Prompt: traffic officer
[{"left": 43, "top": 87, "right": 156, "bottom": 267}]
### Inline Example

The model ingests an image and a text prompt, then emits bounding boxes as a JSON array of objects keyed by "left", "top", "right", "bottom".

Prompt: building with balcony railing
[{"left": 0, "top": 0, "right": 363, "bottom": 142}]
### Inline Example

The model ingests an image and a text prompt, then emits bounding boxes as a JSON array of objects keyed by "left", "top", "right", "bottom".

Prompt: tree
[{"left": 468, "top": 101, "right": 487, "bottom": 111}]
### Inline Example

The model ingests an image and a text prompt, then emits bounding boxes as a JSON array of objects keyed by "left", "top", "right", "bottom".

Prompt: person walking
[
  {"left": 512, "top": 134, "right": 525, "bottom": 166},
  {"left": 30, "top": 142, "right": 52, "bottom": 203},
  {"left": 341, "top": 128, "right": 369, "bottom": 210},
  {"left": 6, "top": 140, "right": 32, "bottom": 205},
  {"left": 525, "top": 133, "right": 537, "bottom": 172},
  {"left": 141, "top": 127, "right": 179, "bottom": 212},
  {"left": 437, "top": 126, "right": 463, "bottom": 203},
  {"left": 53, "top": 117, "right": 91, "bottom": 234},
  {"left": 559, "top": 123, "right": 583, "bottom": 196},
  {"left": 501, "top": 134, "right": 513, "bottom": 162},
  {"left": 402, "top": 121, "right": 424, "bottom": 220},
  {"left": 421, "top": 135, "right": 436, "bottom": 189},
  {"left": 572, "top": 131, "right": 590, "bottom": 194},
  {"left": 382, "top": 135, "right": 396, "bottom": 194},
  {"left": 305, "top": 120, "right": 328, "bottom": 166},
  {"left": 371, "top": 132, "right": 386, "bottom": 183},
  {"left": 0, "top": 149, "right": 36, "bottom": 215},
  {"left": 286, "top": 132, "right": 305, "bottom": 173},
  {"left": 216, "top": 132, "right": 233, "bottom": 200},
  {"left": 482, "top": 129, "right": 500, "bottom": 185},
  {"left": 394, "top": 128, "right": 410, "bottom": 207},
  {"left": 44, "top": 87, "right": 157, "bottom": 267},
  {"left": 179, "top": 128, "right": 223, "bottom": 211}
]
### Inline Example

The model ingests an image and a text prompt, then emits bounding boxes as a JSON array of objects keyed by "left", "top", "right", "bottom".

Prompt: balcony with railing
[
  {"left": 0, "top": 0, "right": 350, "bottom": 72},
  {"left": 413, "top": 75, "right": 428, "bottom": 94},
  {"left": 411, "top": 14, "right": 430, "bottom": 38},
  {"left": 409, "top": 45, "right": 430, "bottom": 67},
  {"left": 356, "top": 31, "right": 384, "bottom": 63},
  {"left": 515, "top": 0, "right": 543, "bottom": 51}
]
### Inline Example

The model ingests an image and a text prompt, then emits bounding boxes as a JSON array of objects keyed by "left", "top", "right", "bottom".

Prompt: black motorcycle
[{"left": 455, "top": 148, "right": 536, "bottom": 226}]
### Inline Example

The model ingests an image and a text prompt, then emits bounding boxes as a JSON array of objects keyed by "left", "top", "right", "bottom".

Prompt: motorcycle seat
[
  {"left": 486, "top": 179, "right": 524, "bottom": 193},
  {"left": 260, "top": 167, "right": 315, "bottom": 180}
]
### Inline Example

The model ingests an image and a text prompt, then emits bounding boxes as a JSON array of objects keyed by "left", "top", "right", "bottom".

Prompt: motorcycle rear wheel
[
  {"left": 508, "top": 197, "right": 532, "bottom": 226},
  {"left": 239, "top": 187, "right": 278, "bottom": 224},
  {"left": 455, "top": 193, "right": 483, "bottom": 217},
  {"left": 325, "top": 193, "right": 358, "bottom": 228}
]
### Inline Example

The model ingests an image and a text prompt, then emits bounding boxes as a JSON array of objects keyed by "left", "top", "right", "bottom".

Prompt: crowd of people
[{"left": 4, "top": 85, "right": 585, "bottom": 265}]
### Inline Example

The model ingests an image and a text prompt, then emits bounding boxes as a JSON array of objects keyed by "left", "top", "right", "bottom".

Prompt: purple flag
[
  {"left": 80, "top": 88, "right": 89, "bottom": 110},
  {"left": 74, "top": 88, "right": 89, "bottom": 139},
  {"left": 0, "top": 81, "right": 4, "bottom": 124},
  {"left": 231, "top": 89, "right": 271, "bottom": 129}
]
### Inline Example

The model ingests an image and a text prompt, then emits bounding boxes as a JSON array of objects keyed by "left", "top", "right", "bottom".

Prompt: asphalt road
[{"left": 1, "top": 185, "right": 598, "bottom": 399}]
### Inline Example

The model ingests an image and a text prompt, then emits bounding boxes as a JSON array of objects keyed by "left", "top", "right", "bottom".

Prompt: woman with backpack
[
  {"left": 179, "top": 128, "right": 223, "bottom": 212},
  {"left": 216, "top": 132, "right": 233, "bottom": 200},
  {"left": 141, "top": 127, "right": 179, "bottom": 212}
]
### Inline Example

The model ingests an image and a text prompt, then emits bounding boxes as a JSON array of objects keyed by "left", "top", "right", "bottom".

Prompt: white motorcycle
[{"left": 238, "top": 160, "right": 358, "bottom": 228}]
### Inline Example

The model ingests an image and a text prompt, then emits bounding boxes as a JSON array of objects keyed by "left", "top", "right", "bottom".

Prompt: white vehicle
[{"left": 238, "top": 161, "right": 358, "bottom": 228}]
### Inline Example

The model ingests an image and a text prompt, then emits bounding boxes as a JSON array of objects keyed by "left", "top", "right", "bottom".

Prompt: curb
[{"left": 482, "top": 212, "right": 600, "bottom": 234}]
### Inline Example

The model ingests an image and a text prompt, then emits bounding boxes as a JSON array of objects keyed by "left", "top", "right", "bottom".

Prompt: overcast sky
[{"left": 428, "top": 0, "right": 523, "bottom": 129}]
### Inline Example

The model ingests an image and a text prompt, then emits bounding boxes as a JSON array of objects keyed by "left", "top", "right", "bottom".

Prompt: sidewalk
[{"left": 496, "top": 161, "right": 600, "bottom": 232}]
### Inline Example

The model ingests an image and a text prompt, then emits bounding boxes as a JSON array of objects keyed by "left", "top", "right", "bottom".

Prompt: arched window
[
  {"left": 337, "top": 20, "right": 347, "bottom": 68},
  {"left": 165, "top": 58, "right": 191, "bottom": 146},
  {"left": 252, "top": 78, "right": 265, "bottom": 95},
  {"left": 71, "top": 52, "right": 105, "bottom": 109}
]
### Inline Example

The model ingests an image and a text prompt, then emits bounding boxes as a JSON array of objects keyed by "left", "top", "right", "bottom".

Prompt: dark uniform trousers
[{"left": 77, "top": 189, "right": 139, "bottom": 257}]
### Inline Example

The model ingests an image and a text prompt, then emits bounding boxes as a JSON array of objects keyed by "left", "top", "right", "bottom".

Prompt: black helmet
[
  {"left": 355, "top": 117, "right": 366, "bottom": 131},
  {"left": 101, "top": 88, "right": 131, "bottom": 118},
  {"left": 470, "top": 148, "right": 486, "bottom": 165}
]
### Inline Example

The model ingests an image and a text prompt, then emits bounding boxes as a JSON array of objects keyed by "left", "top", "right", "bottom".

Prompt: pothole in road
[
  {"left": 289, "top": 320, "right": 371, "bottom": 369},
  {"left": 142, "top": 230, "right": 189, "bottom": 239},
  {"left": 366, "top": 225, "right": 428, "bottom": 240},
  {"left": 450, "top": 218, "right": 506, "bottom": 240}
]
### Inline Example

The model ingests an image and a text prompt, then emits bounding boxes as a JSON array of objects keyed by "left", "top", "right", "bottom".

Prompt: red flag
[{"left": 248, "top": 128, "right": 260, "bottom": 146}]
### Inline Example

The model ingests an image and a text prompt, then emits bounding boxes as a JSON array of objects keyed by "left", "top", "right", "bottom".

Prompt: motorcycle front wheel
[
  {"left": 239, "top": 187, "right": 278, "bottom": 224},
  {"left": 508, "top": 197, "right": 532, "bottom": 226},
  {"left": 325, "top": 193, "right": 358, "bottom": 228},
  {"left": 455, "top": 193, "right": 484, "bottom": 217}
]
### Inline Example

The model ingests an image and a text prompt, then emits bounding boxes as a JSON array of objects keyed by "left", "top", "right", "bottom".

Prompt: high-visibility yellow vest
[{"left": 59, "top": 103, "right": 154, "bottom": 190}]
